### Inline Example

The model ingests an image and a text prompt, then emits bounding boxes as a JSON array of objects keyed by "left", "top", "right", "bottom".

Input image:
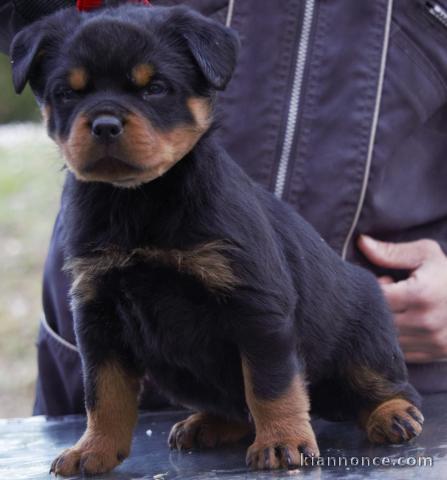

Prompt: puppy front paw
[
  {"left": 50, "top": 442, "right": 128, "bottom": 477},
  {"left": 366, "top": 398, "right": 424, "bottom": 444},
  {"left": 168, "top": 413, "right": 252, "bottom": 450},
  {"left": 246, "top": 432, "right": 320, "bottom": 470}
]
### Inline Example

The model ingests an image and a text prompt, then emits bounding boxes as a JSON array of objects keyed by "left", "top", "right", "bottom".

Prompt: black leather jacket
[{"left": 1, "top": 0, "right": 447, "bottom": 415}]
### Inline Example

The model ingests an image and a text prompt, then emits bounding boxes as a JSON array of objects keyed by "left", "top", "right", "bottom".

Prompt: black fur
[{"left": 12, "top": 1, "right": 420, "bottom": 441}]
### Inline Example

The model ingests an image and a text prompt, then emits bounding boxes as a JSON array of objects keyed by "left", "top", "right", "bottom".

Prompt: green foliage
[{"left": 0, "top": 53, "right": 40, "bottom": 124}]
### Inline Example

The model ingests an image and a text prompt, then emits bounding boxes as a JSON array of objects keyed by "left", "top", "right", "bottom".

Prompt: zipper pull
[{"left": 425, "top": 1, "right": 447, "bottom": 28}]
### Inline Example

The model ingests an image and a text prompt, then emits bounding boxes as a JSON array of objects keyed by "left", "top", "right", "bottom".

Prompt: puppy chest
[{"left": 66, "top": 243, "right": 238, "bottom": 366}]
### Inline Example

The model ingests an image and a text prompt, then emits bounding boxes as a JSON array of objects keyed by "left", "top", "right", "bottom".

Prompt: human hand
[{"left": 358, "top": 236, "right": 447, "bottom": 363}]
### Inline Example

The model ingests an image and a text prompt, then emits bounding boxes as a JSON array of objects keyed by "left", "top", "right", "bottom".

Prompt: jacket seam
[
  {"left": 41, "top": 313, "right": 79, "bottom": 353},
  {"left": 394, "top": 27, "right": 447, "bottom": 95},
  {"left": 341, "top": 0, "right": 394, "bottom": 260}
]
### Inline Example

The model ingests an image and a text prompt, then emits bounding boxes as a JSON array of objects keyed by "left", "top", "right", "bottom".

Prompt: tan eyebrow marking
[
  {"left": 131, "top": 64, "right": 155, "bottom": 88},
  {"left": 68, "top": 67, "right": 89, "bottom": 91}
]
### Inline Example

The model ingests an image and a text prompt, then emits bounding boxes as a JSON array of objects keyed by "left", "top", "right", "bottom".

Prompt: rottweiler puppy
[{"left": 11, "top": 2, "right": 424, "bottom": 476}]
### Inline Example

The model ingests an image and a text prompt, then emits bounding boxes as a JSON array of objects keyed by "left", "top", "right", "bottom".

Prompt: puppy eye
[
  {"left": 142, "top": 81, "right": 168, "bottom": 99},
  {"left": 54, "top": 87, "right": 77, "bottom": 103}
]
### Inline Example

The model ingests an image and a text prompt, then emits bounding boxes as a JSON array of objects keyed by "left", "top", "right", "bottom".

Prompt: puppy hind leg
[
  {"left": 349, "top": 366, "right": 423, "bottom": 444},
  {"left": 168, "top": 412, "right": 253, "bottom": 450}
]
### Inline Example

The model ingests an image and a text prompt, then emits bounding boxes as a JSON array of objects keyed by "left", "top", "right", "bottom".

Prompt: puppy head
[{"left": 10, "top": 5, "right": 239, "bottom": 187}]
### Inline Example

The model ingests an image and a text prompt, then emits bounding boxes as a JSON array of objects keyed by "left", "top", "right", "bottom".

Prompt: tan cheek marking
[
  {"left": 157, "top": 97, "right": 211, "bottom": 166},
  {"left": 120, "top": 99, "right": 212, "bottom": 184},
  {"left": 68, "top": 67, "right": 89, "bottom": 91},
  {"left": 131, "top": 64, "right": 154, "bottom": 87},
  {"left": 119, "top": 114, "right": 196, "bottom": 182},
  {"left": 118, "top": 113, "right": 163, "bottom": 183},
  {"left": 41, "top": 104, "right": 51, "bottom": 126},
  {"left": 147, "top": 99, "right": 212, "bottom": 178},
  {"left": 60, "top": 114, "right": 93, "bottom": 179},
  {"left": 187, "top": 97, "right": 212, "bottom": 131}
]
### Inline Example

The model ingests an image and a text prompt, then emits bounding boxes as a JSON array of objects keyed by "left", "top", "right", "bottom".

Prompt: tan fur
[
  {"left": 120, "top": 99, "right": 211, "bottom": 183},
  {"left": 242, "top": 358, "right": 319, "bottom": 469},
  {"left": 188, "top": 97, "right": 213, "bottom": 131},
  {"left": 365, "top": 398, "right": 424, "bottom": 444},
  {"left": 61, "top": 113, "right": 92, "bottom": 176},
  {"left": 169, "top": 412, "right": 252, "bottom": 450},
  {"left": 68, "top": 67, "right": 89, "bottom": 91},
  {"left": 41, "top": 105, "right": 51, "bottom": 126},
  {"left": 59, "top": 98, "right": 212, "bottom": 186},
  {"left": 50, "top": 362, "right": 140, "bottom": 476},
  {"left": 66, "top": 241, "right": 239, "bottom": 306},
  {"left": 131, "top": 63, "right": 154, "bottom": 87},
  {"left": 348, "top": 366, "right": 399, "bottom": 403}
]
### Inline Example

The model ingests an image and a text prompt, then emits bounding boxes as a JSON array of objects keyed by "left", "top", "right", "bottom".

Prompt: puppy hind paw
[
  {"left": 168, "top": 413, "right": 252, "bottom": 451},
  {"left": 366, "top": 398, "right": 424, "bottom": 444}
]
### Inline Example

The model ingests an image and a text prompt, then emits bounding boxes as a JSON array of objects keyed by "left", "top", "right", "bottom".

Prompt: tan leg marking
[
  {"left": 50, "top": 362, "right": 140, "bottom": 477},
  {"left": 242, "top": 358, "right": 319, "bottom": 470},
  {"left": 364, "top": 398, "right": 424, "bottom": 444},
  {"left": 168, "top": 412, "right": 252, "bottom": 450},
  {"left": 348, "top": 366, "right": 401, "bottom": 402}
]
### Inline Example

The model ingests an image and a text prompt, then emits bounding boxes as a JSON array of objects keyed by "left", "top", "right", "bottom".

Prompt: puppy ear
[
  {"left": 179, "top": 11, "right": 240, "bottom": 90},
  {"left": 10, "top": 24, "right": 49, "bottom": 94}
]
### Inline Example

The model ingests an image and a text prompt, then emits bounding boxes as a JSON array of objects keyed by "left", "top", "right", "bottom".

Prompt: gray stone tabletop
[{"left": 1, "top": 393, "right": 446, "bottom": 480}]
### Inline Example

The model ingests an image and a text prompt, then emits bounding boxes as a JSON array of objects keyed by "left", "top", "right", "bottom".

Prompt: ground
[{"left": 0, "top": 123, "right": 62, "bottom": 418}]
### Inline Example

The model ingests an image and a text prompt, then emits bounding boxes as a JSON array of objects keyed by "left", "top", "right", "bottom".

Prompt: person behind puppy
[{"left": 0, "top": 0, "right": 446, "bottom": 415}]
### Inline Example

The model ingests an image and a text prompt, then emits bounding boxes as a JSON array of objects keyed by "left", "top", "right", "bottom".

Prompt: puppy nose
[{"left": 91, "top": 115, "right": 123, "bottom": 141}]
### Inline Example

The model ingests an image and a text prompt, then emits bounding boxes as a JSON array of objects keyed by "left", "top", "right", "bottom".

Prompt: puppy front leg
[
  {"left": 242, "top": 355, "right": 319, "bottom": 470},
  {"left": 50, "top": 297, "right": 141, "bottom": 476},
  {"left": 51, "top": 360, "right": 140, "bottom": 476}
]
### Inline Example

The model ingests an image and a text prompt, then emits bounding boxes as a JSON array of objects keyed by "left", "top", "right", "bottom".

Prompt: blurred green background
[
  {"left": 0, "top": 53, "right": 62, "bottom": 418},
  {"left": 0, "top": 55, "right": 40, "bottom": 123}
]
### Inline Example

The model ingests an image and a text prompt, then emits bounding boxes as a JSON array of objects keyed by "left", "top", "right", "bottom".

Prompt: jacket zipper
[
  {"left": 425, "top": 1, "right": 447, "bottom": 27},
  {"left": 226, "top": 0, "right": 236, "bottom": 27},
  {"left": 274, "top": 0, "right": 316, "bottom": 198}
]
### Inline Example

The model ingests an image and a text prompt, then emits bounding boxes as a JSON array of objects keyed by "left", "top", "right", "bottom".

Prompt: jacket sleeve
[{"left": 0, "top": 0, "right": 74, "bottom": 54}]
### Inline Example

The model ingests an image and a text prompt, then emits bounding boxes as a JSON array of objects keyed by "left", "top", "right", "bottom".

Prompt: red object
[{"left": 77, "top": 0, "right": 150, "bottom": 12}]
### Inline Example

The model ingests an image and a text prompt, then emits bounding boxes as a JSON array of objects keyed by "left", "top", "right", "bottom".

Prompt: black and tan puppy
[{"left": 11, "top": 3, "right": 424, "bottom": 476}]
